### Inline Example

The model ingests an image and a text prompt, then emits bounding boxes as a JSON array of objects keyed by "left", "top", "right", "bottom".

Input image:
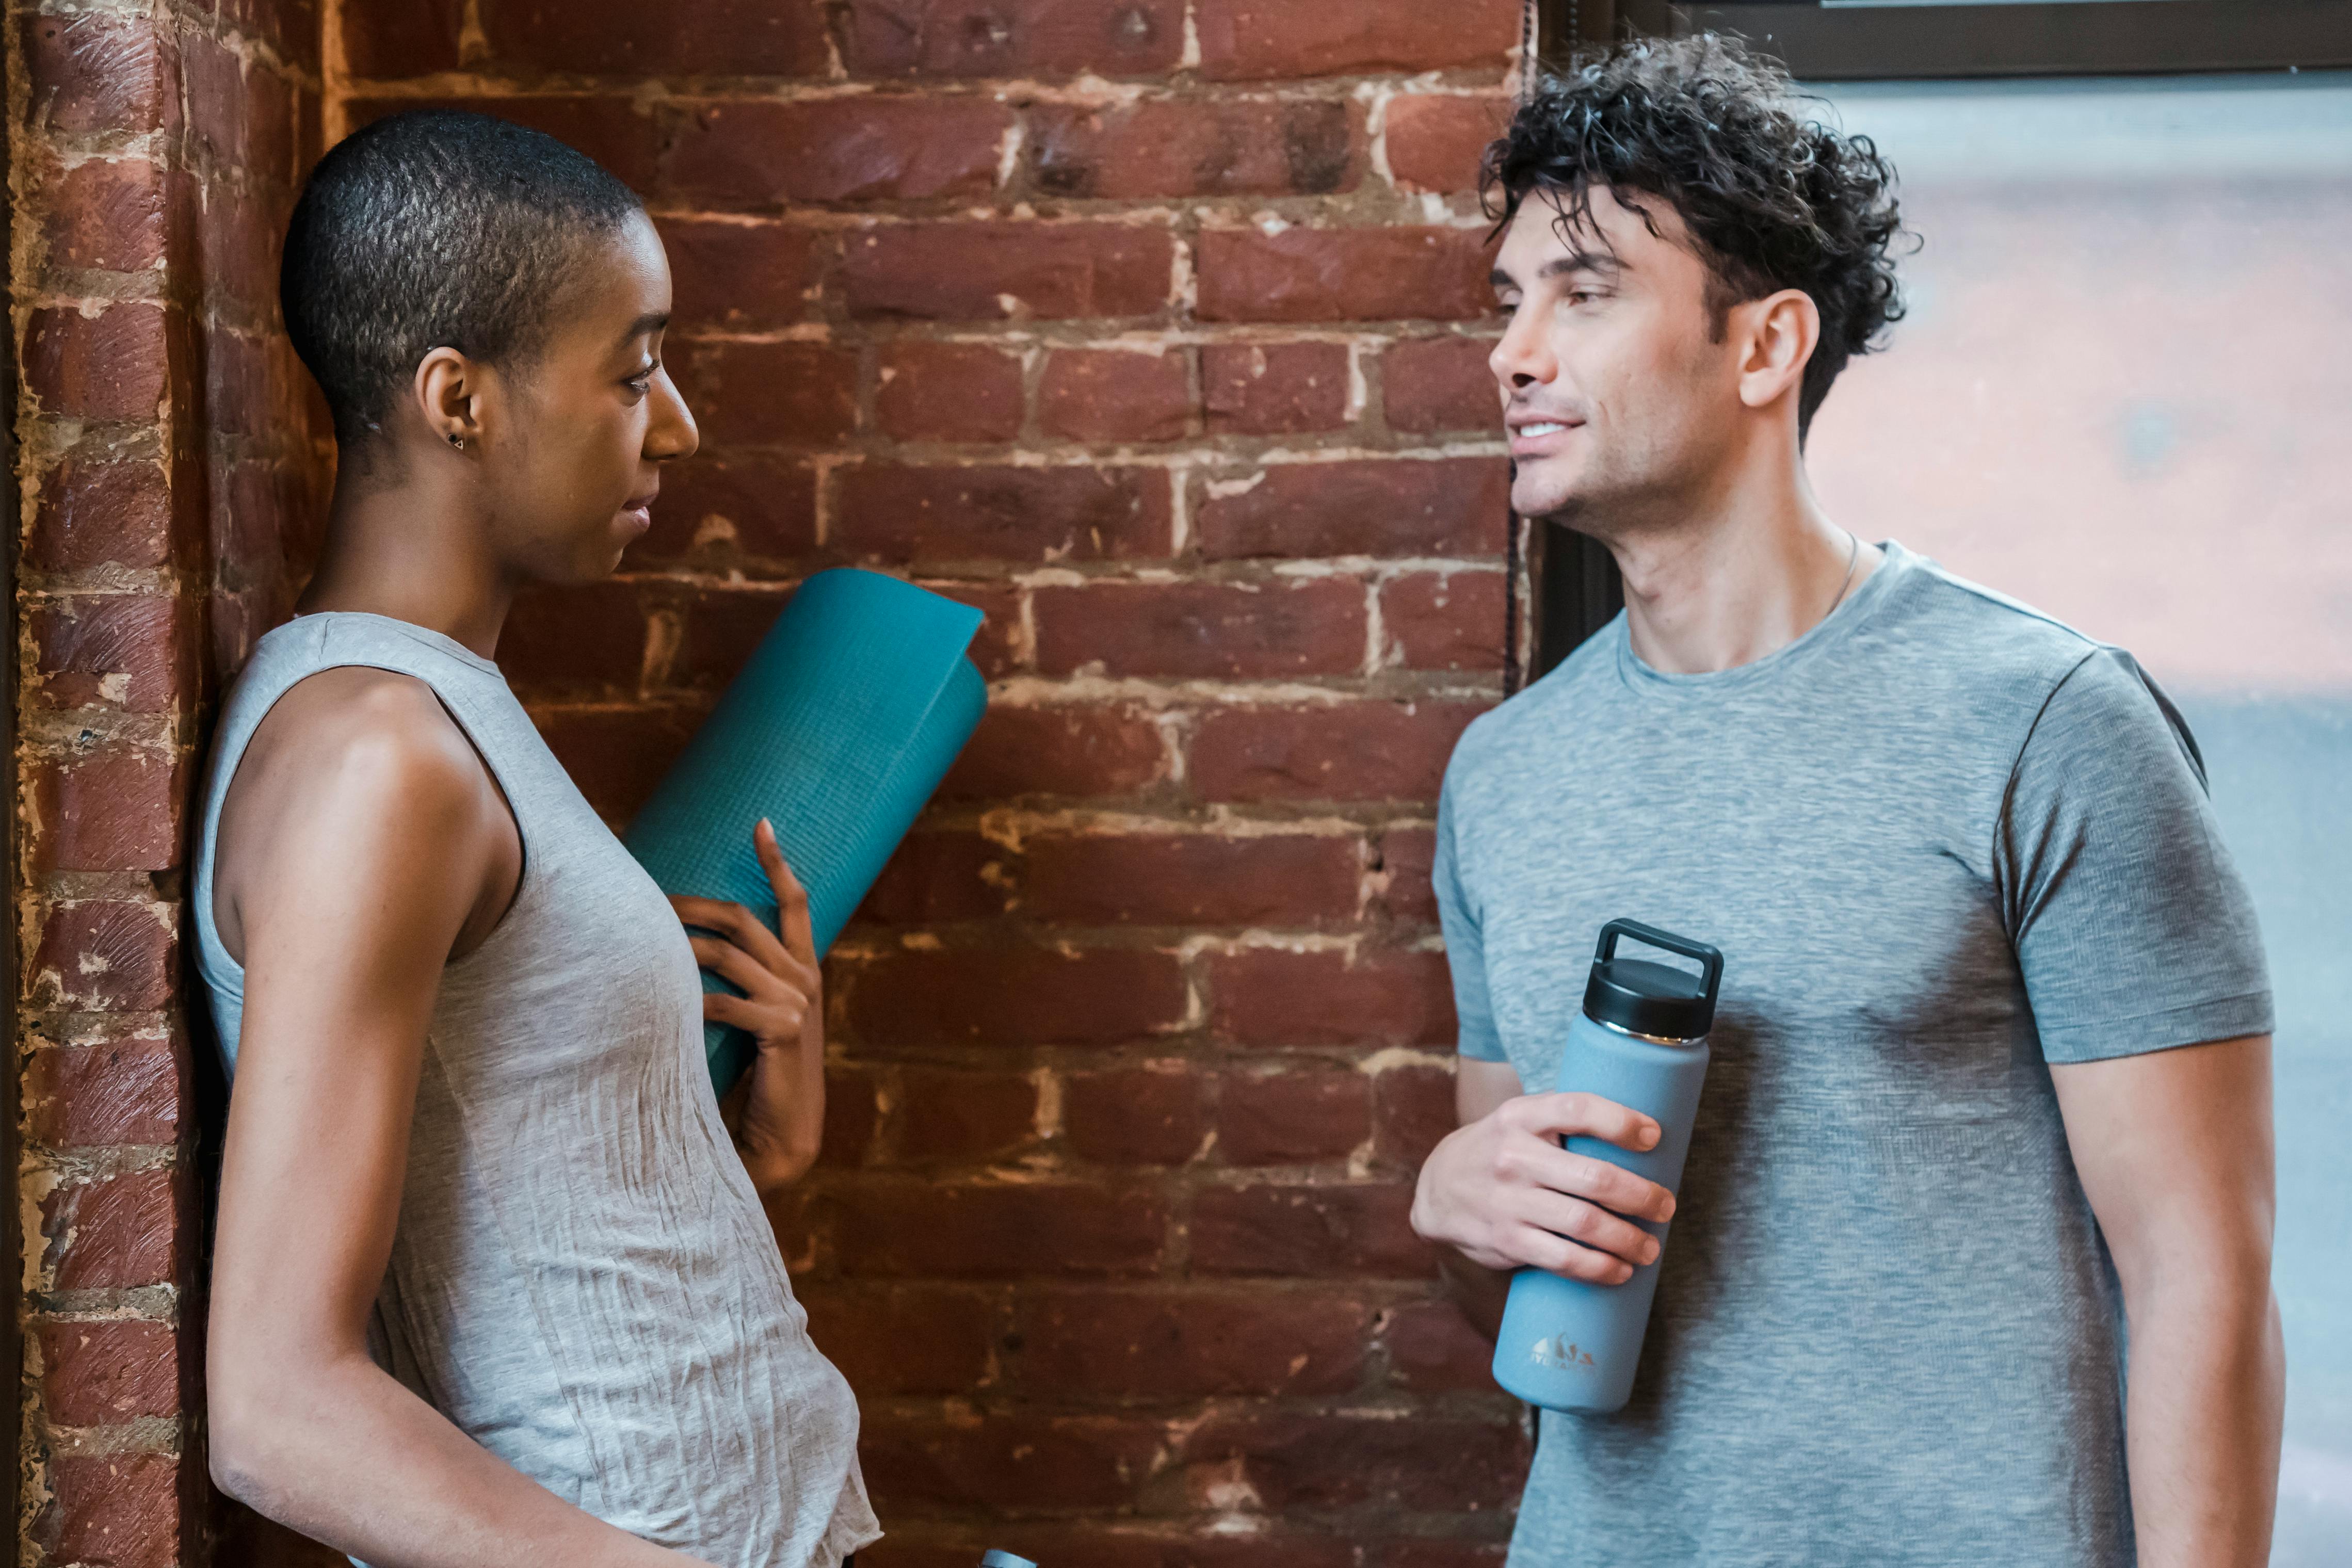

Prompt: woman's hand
[{"left": 669, "top": 818, "right": 826, "bottom": 1195}]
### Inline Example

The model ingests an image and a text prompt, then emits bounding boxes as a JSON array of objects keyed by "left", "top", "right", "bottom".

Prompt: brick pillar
[
  {"left": 333, "top": 0, "right": 1525, "bottom": 1559},
  {"left": 10, "top": 2, "right": 328, "bottom": 1564}
]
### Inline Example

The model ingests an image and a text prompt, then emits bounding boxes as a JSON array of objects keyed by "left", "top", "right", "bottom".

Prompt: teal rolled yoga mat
[{"left": 624, "top": 569, "right": 987, "bottom": 1095}]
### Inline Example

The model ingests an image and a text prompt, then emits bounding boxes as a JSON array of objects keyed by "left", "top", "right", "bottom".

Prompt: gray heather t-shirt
[{"left": 1435, "top": 542, "right": 2272, "bottom": 1567}]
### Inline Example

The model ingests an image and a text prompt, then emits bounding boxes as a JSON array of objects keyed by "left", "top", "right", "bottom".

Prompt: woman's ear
[
  {"left": 1735, "top": 288, "right": 1821, "bottom": 414},
  {"left": 413, "top": 347, "right": 483, "bottom": 451}
]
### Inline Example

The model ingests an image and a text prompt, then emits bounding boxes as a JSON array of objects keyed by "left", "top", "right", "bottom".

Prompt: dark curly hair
[{"left": 1483, "top": 34, "right": 1908, "bottom": 439}]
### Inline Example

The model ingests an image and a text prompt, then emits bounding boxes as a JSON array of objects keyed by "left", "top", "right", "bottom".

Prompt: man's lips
[{"left": 1508, "top": 413, "right": 1584, "bottom": 455}]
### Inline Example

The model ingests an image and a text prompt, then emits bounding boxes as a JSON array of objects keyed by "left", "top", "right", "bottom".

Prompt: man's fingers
[
  {"left": 1510, "top": 1090, "right": 1662, "bottom": 1154},
  {"left": 1512, "top": 1188, "right": 1662, "bottom": 1267},
  {"left": 1513, "top": 1140, "right": 1677, "bottom": 1223},
  {"left": 1511, "top": 1223, "right": 1636, "bottom": 1286},
  {"left": 755, "top": 819, "right": 817, "bottom": 967}
]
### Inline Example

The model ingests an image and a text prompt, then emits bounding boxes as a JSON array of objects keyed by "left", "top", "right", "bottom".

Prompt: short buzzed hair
[{"left": 281, "top": 110, "right": 643, "bottom": 450}]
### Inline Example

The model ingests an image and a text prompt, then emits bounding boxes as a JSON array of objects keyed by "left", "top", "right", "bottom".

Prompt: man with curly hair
[{"left": 1409, "top": 35, "right": 2282, "bottom": 1567}]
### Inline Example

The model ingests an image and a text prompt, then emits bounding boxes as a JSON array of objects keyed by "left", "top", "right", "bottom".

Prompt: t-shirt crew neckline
[
  {"left": 1614, "top": 538, "right": 1916, "bottom": 699},
  {"left": 283, "top": 609, "right": 505, "bottom": 677}
]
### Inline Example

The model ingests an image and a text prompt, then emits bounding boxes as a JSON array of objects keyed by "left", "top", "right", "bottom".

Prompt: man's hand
[
  {"left": 1410, "top": 1090, "right": 1676, "bottom": 1284},
  {"left": 670, "top": 818, "right": 826, "bottom": 1195}
]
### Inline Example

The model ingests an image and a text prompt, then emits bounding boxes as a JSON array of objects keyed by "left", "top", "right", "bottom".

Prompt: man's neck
[
  {"left": 1597, "top": 460, "right": 1877, "bottom": 676},
  {"left": 295, "top": 458, "right": 515, "bottom": 661}
]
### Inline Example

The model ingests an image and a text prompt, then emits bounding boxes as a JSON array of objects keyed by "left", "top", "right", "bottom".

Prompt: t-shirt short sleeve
[
  {"left": 1433, "top": 775, "right": 1507, "bottom": 1062},
  {"left": 1999, "top": 647, "right": 2274, "bottom": 1064}
]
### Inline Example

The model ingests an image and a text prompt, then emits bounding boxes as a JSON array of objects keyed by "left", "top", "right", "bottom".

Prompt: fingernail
[
  {"left": 1661, "top": 1194, "right": 1677, "bottom": 1220},
  {"left": 1642, "top": 1238, "right": 1661, "bottom": 1264},
  {"left": 1640, "top": 1123, "right": 1660, "bottom": 1149}
]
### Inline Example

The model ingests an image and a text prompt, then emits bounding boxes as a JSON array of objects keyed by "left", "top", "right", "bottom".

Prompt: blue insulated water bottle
[{"left": 1492, "top": 918, "right": 1723, "bottom": 1413}]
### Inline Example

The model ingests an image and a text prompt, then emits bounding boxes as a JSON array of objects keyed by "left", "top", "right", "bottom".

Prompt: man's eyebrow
[
  {"left": 1489, "top": 251, "right": 1625, "bottom": 291},
  {"left": 618, "top": 310, "right": 669, "bottom": 346}
]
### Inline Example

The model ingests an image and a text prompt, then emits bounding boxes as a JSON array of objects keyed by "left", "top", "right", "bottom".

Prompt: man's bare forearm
[
  {"left": 2122, "top": 1278, "right": 2285, "bottom": 1568},
  {"left": 213, "top": 1352, "right": 711, "bottom": 1568}
]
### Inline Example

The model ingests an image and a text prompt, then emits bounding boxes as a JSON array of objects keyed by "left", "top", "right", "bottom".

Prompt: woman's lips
[{"left": 620, "top": 500, "right": 654, "bottom": 535}]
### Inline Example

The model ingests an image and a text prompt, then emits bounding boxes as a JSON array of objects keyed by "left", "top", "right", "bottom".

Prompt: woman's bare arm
[{"left": 207, "top": 670, "right": 710, "bottom": 1568}]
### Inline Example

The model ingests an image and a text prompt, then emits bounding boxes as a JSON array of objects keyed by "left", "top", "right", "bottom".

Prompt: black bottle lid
[{"left": 1580, "top": 918, "right": 1723, "bottom": 1042}]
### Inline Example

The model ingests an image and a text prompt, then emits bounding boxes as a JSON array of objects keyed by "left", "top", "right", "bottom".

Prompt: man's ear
[
  {"left": 413, "top": 347, "right": 485, "bottom": 450},
  {"left": 1734, "top": 288, "right": 1821, "bottom": 414}
]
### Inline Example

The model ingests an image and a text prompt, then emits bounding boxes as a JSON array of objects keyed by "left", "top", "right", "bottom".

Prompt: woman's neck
[{"left": 295, "top": 468, "right": 515, "bottom": 661}]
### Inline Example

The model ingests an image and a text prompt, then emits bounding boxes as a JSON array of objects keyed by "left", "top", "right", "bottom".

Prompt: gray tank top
[{"left": 191, "top": 611, "right": 878, "bottom": 1568}]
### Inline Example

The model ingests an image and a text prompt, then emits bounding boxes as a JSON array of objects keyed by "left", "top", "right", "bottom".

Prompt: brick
[
  {"left": 658, "top": 218, "right": 821, "bottom": 331},
  {"left": 1372, "top": 1060, "right": 1458, "bottom": 1171},
  {"left": 860, "top": 1409, "right": 1170, "bottom": 1511},
  {"left": 827, "top": 1180, "right": 1167, "bottom": 1276},
  {"left": 1188, "top": 699, "right": 1486, "bottom": 803},
  {"left": 1384, "top": 93, "right": 1513, "bottom": 195},
  {"left": 1189, "top": 1182, "right": 1432, "bottom": 1277},
  {"left": 848, "top": 0, "right": 1184, "bottom": 79},
  {"left": 1198, "top": 459, "right": 1508, "bottom": 559},
  {"left": 187, "top": 31, "right": 297, "bottom": 181},
  {"left": 46, "top": 157, "right": 168, "bottom": 274},
  {"left": 343, "top": 0, "right": 461, "bottom": 76},
  {"left": 346, "top": 96, "right": 664, "bottom": 191},
  {"left": 39, "top": 1319, "right": 179, "bottom": 1425},
  {"left": 29, "top": 459, "right": 176, "bottom": 572},
  {"left": 203, "top": 330, "right": 273, "bottom": 441},
  {"left": 30, "top": 596, "right": 183, "bottom": 712},
  {"left": 1374, "top": 1546, "right": 1511, "bottom": 1568},
  {"left": 1033, "top": 98, "right": 1361, "bottom": 200},
  {"left": 1180, "top": 1411, "right": 1524, "bottom": 1512},
  {"left": 856, "top": 830, "right": 1009, "bottom": 924},
  {"left": 877, "top": 343, "right": 1026, "bottom": 443},
  {"left": 484, "top": 0, "right": 830, "bottom": 75},
  {"left": 198, "top": 183, "right": 281, "bottom": 316},
  {"left": 1196, "top": 0, "right": 1521, "bottom": 80},
  {"left": 1208, "top": 945, "right": 1455, "bottom": 1046},
  {"left": 1012, "top": 1287, "right": 1369, "bottom": 1398},
  {"left": 1379, "top": 1298, "right": 1495, "bottom": 1393},
  {"left": 1202, "top": 342, "right": 1349, "bottom": 435},
  {"left": 843, "top": 223, "right": 1173, "bottom": 321},
  {"left": 1216, "top": 1066, "right": 1370, "bottom": 1165},
  {"left": 671, "top": 340, "right": 858, "bottom": 448},
  {"left": 26, "top": 1034, "right": 180, "bottom": 1147},
  {"left": 898, "top": 1068, "right": 1040, "bottom": 1162},
  {"left": 842, "top": 944, "right": 1186, "bottom": 1047},
  {"left": 834, "top": 465, "right": 1171, "bottom": 565},
  {"left": 821, "top": 1063, "right": 881, "bottom": 1168},
  {"left": 638, "top": 455, "right": 819, "bottom": 562},
  {"left": 30, "top": 753, "right": 181, "bottom": 873},
  {"left": 919, "top": 580, "right": 1025, "bottom": 677},
  {"left": 1061, "top": 1064, "right": 1205, "bottom": 1165},
  {"left": 501, "top": 581, "right": 648, "bottom": 697},
  {"left": 1022, "top": 831, "right": 1361, "bottom": 927},
  {"left": 25, "top": 304, "right": 171, "bottom": 423},
  {"left": 1032, "top": 578, "right": 1362, "bottom": 680},
  {"left": 1375, "top": 826, "right": 1439, "bottom": 925},
  {"left": 1383, "top": 334, "right": 1501, "bottom": 433},
  {"left": 1038, "top": 348, "right": 1191, "bottom": 443},
  {"left": 28, "top": 900, "right": 175, "bottom": 1013},
  {"left": 940, "top": 703, "right": 1169, "bottom": 800},
  {"left": 23, "top": 12, "right": 176, "bottom": 135},
  {"left": 212, "top": 458, "right": 304, "bottom": 579},
  {"left": 536, "top": 703, "right": 703, "bottom": 826},
  {"left": 42, "top": 1168, "right": 179, "bottom": 1290},
  {"left": 1380, "top": 571, "right": 1506, "bottom": 671},
  {"left": 798, "top": 1284, "right": 995, "bottom": 1395},
  {"left": 656, "top": 581, "right": 791, "bottom": 691},
  {"left": 1197, "top": 227, "right": 1493, "bottom": 324},
  {"left": 44, "top": 1452, "right": 180, "bottom": 1568},
  {"left": 671, "top": 98, "right": 1011, "bottom": 205},
  {"left": 26, "top": 1038, "right": 182, "bottom": 1147}
]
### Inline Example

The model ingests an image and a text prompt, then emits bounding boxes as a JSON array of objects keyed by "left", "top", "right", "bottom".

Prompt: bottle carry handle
[{"left": 1594, "top": 918, "right": 1724, "bottom": 1008}]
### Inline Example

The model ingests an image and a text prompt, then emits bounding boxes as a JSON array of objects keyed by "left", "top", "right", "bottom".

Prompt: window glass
[{"left": 1806, "top": 72, "right": 2352, "bottom": 1563}]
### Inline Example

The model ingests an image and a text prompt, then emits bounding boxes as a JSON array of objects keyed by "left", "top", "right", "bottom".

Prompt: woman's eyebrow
[{"left": 616, "top": 310, "right": 669, "bottom": 347}]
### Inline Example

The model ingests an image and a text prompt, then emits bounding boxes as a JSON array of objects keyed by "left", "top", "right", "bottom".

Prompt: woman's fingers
[
  {"left": 755, "top": 819, "right": 818, "bottom": 969},
  {"left": 669, "top": 894, "right": 799, "bottom": 981}
]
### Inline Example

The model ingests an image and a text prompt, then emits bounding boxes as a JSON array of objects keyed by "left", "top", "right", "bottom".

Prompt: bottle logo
[{"left": 1528, "top": 1335, "right": 1597, "bottom": 1371}]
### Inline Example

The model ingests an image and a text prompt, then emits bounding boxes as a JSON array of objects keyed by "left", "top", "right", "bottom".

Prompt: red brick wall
[
  {"left": 335, "top": 1, "right": 1524, "bottom": 1561},
  {"left": 11, "top": 0, "right": 327, "bottom": 1562}
]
